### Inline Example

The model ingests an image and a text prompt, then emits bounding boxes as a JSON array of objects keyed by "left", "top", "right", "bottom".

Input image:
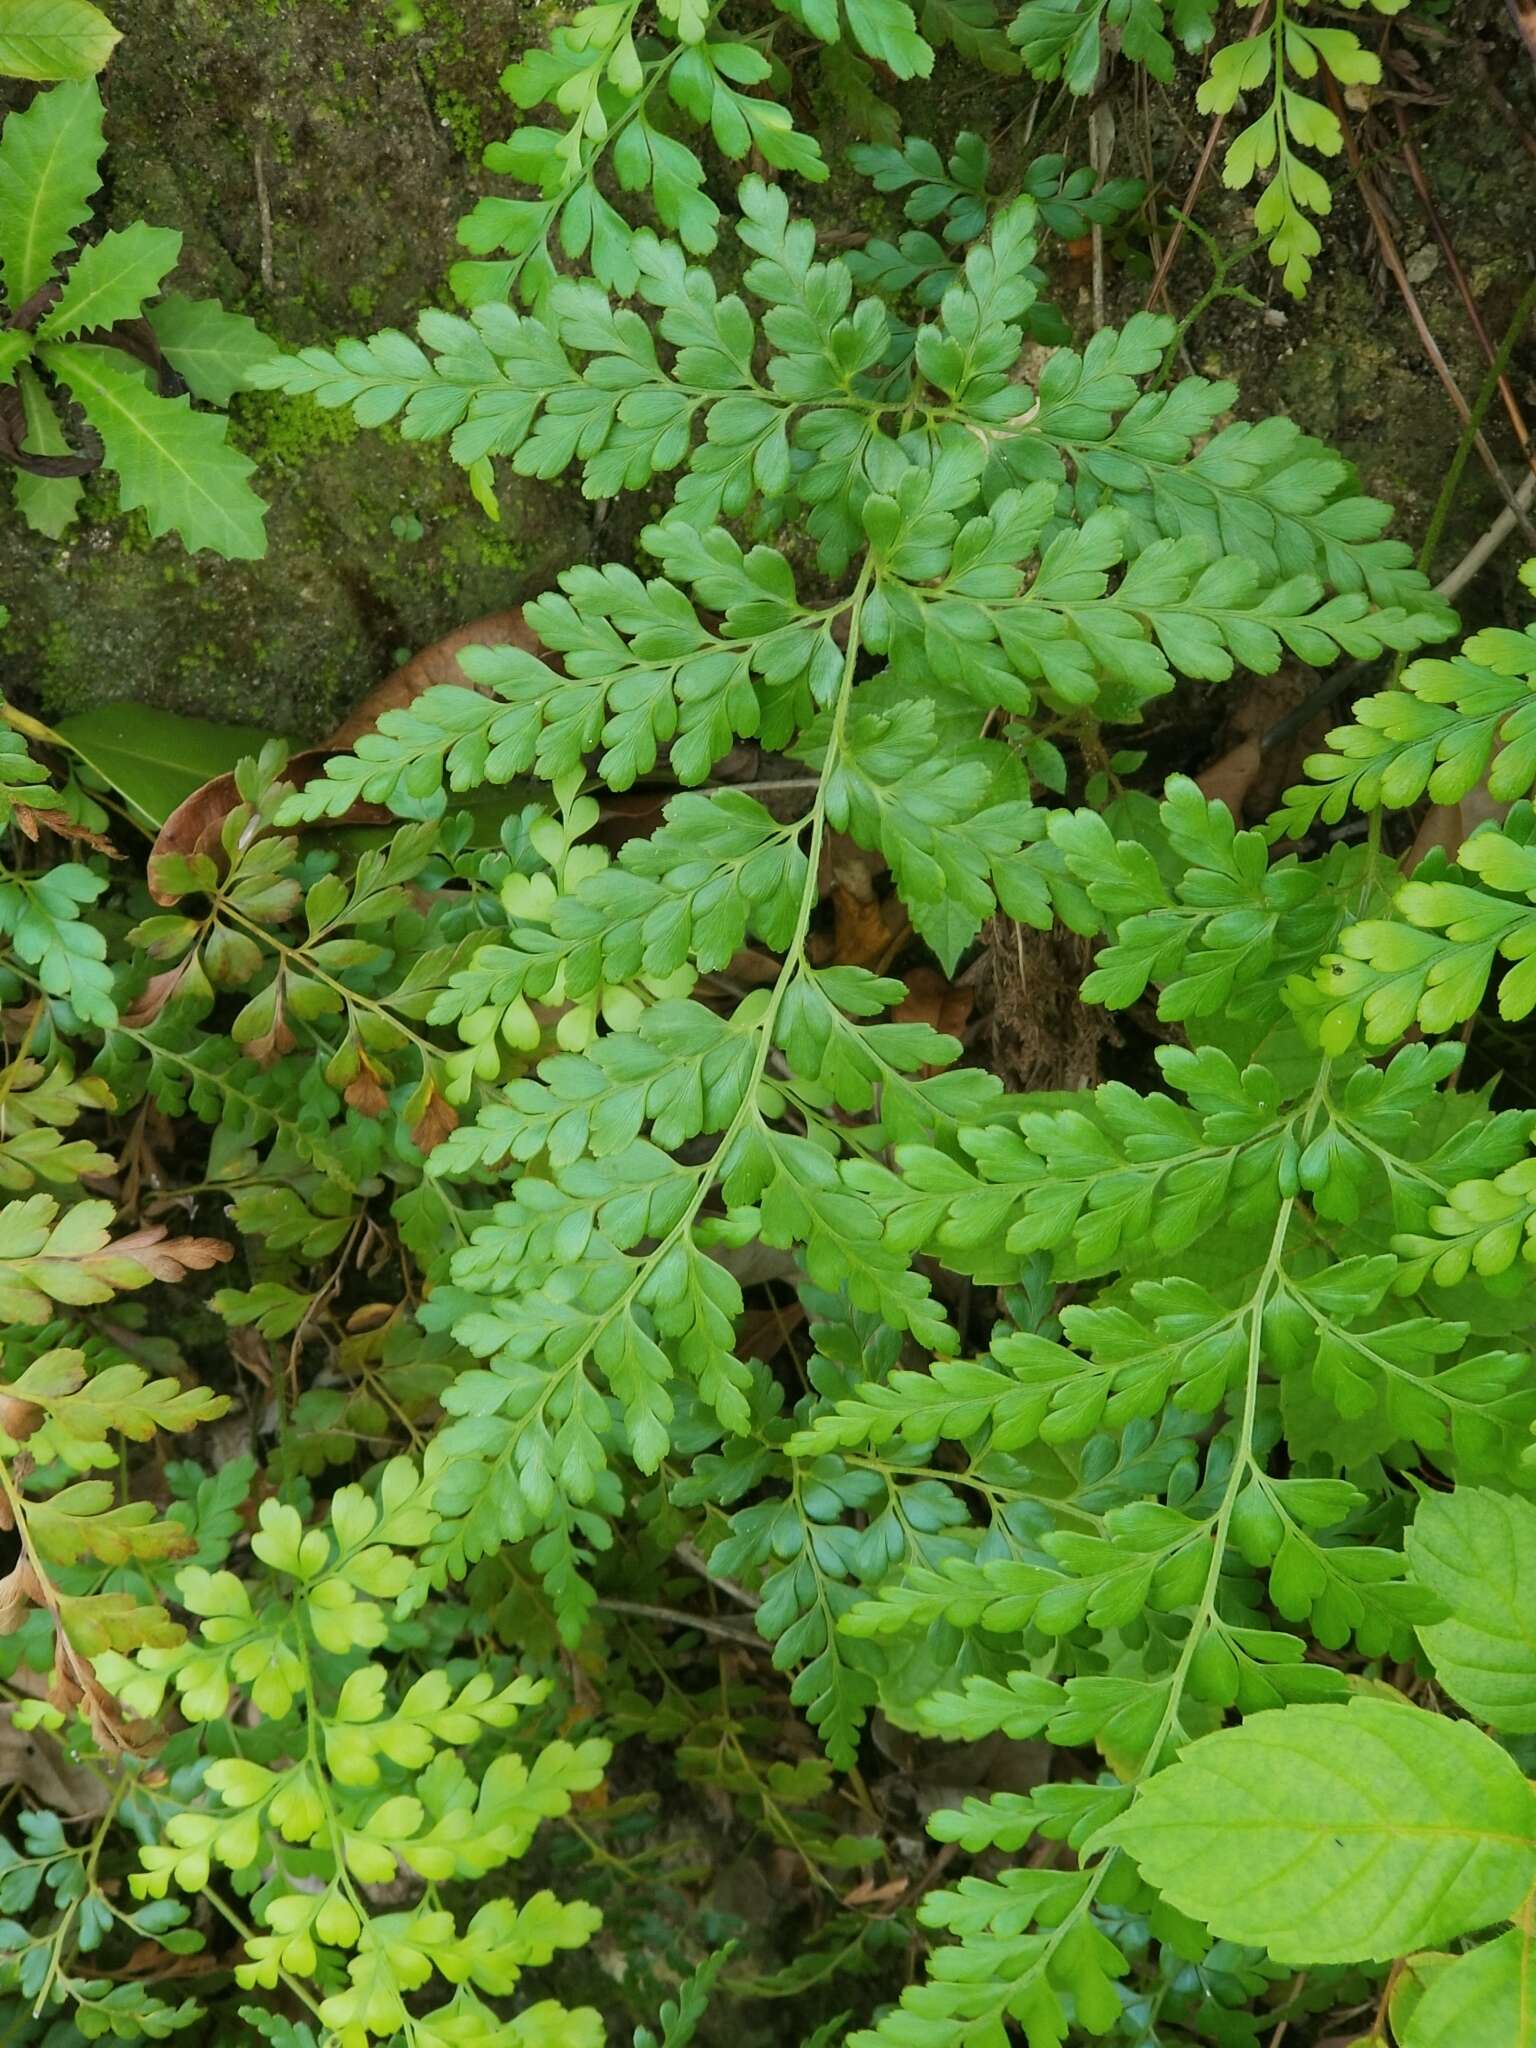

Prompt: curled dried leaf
[
  {"left": 120, "top": 954, "right": 207, "bottom": 1028},
  {"left": 1195, "top": 738, "right": 1263, "bottom": 819},
  {"left": 0, "top": 1393, "right": 44, "bottom": 1443},
  {"left": 410, "top": 1088, "right": 459, "bottom": 1156},
  {"left": 147, "top": 611, "right": 544, "bottom": 901},
  {"left": 105, "top": 1230, "right": 233, "bottom": 1284},
  {"left": 325, "top": 609, "right": 540, "bottom": 748},
  {"left": 343, "top": 1066, "right": 390, "bottom": 1119}
]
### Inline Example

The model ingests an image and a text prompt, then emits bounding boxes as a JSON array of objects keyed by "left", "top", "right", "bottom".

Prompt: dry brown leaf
[
  {"left": 410, "top": 1089, "right": 460, "bottom": 1156},
  {"left": 829, "top": 882, "right": 896, "bottom": 969},
  {"left": 15, "top": 807, "right": 120, "bottom": 855},
  {"left": 243, "top": 979, "right": 296, "bottom": 1066},
  {"left": 893, "top": 966, "right": 974, "bottom": 1042},
  {"left": 1195, "top": 737, "right": 1263, "bottom": 818},
  {"left": 591, "top": 787, "right": 670, "bottom": 856},
  {"left": 326, "top": 611, "right": 542, "bottom": 747},
  {"left": 810, "top": 838, "right": 906, "bottom": 969},
  {"left": 985, "top": 918, "right": 1109, "bottom": 1094},
  {"left": 343, "top": 1063, "right": 391, "bottom": 1118},
  {"left": 107, "top": 1229, "right": 233, "bottom": 1284},
  {"left": 841, "top": 1873, "right": 909, "bottom": 1908},
  {"left": 0, "top": 1397, "right": 43, "bottom": 1450},
  {"left": 227, "top": 1324, "right": 275, "bottom": 1393},
  {"left": 148, "top": 610, "right": 547, "bottom": 901},
  {"left": 345, "top": 1302, "right": 397, "bottom": 1335},
  {"left": 71, "top": 1664, "right": 157, "bottom": 1757},
  {"left": 733, "top": 1301, "right": 807, "bottom": 1364},
  {"left": 120, "top": 955, "right": 204, "bottom": 1028},
  {"left": 1405, "top": 801, "right": 1464, "bottom": 871},
  {"left": 717, "top": 948, "right": 783, "bottom": 989},
  {"left": 0, "top": 1704, "right": 115, "bottom": 1818},
  {"left": 0, "top": 1556, "right": 44, "bottom": 1626}
]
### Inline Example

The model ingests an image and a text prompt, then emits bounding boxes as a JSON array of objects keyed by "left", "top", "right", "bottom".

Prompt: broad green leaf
[
  {"left": 1389, "top": 1952, "right": 1460, "bottom": 2045},
  {"left": 0, "top": 330, "right": 31, "bottom": 384},
  {"left": 54, "top": 703, "right": 283, "bottom": 828},
  {"left": 1110, "top": 1699, "right": 1536, "bottom": 1963},
  {"left": 0, "top": 75, "right": 104, "bottom": 306},
  {"left": 1402, "top": 1927, "right": 1536, "bottom": 2048},
  {"left": 38, "top": 220, "right": 181, "bottom": 339},
  {"left": 12, "top": 359, "right": 81, "bottom": 536},
  {"left": 0, "top": 0, "right": 121, "bottom": 80},
  {"left": 1410, "top": 1487, "right": 1536, "bottom": 1733},
  {"left": 43, "top": 342, "right": 268, "bottom": 557},
  {"left": 147, "top": 292, "right": 279, "bottom": 403}
]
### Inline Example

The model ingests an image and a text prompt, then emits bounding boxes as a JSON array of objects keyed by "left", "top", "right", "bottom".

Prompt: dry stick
[
  {"left": 252, "top": 143, "right": 276, "bottom": 294},
  {"left": 1392, "top": 104, "right": 1536, "bottom": 473},
  {"left": 1259, "top": 478, "right": 1534, "bottom": 756},
  {"left": 595, "top": 1596, "right": 766, "bottom": 1649},
  {"left": 1143, "top": 107, "right": 1225, "bottom": 311},
  {"left": 1473, "top": 45, "right": 1536, "bottom": 162},
  {"left": 675, "top": 1535, "right": 762, "bottom": 1611},
  {"left": 1435, "top": 468, "right": 1536, "bottom": 605},
  {"left": 1411, "top": 271, "right": 1536, "bottom": 592},
  {"left": 1506, "top": 0, "right": 1536, "bottom": 69},
  {"left": 1260, "top": 276, "right": 1536, "bottom": 757},
  {"left": 1143, "top": 0, "right": 1280, "bottom": 310},
  {"left": 1088, "top": 101, "right": 1109, "bottom": 331},
  {"left": 1324, "top": 73, "right": 1536, "bottom": 550}
]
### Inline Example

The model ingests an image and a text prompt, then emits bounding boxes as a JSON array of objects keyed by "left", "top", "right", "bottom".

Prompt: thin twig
[
  {"left": 596, "top": 1596, "right": 765, "bottom": 1648},
  {"left": 1324, "top": 74, "right": 1536, "bottom": 549},
  {"left": 675, "top": 1536, "right": 762, "bottom": 1611},
  {"left": 1506, "top": 0, "right": 1536, "bottom": 71},
  {"left": 1261, "top": 468, "right": 1536, "bottom": 757},
  {"left": 1262, "top": 272, "right": 1536, "bottom": 757},
  {"left": 1412, "top": 272, "right": 1536, "bottom": 585},
  {"left": 1472, "top": 45, "right": 1536, "bottom": 161},
  {"left": 1433, "top": 469, "right": 1536, "bottom": 603},
  {"left": 252, "top": 142, "right": 276, "bottom": 293},
  {"left": 1144, "top": 109, "right": 1225, "bottom": 311},
  {"left": 1088, "top": 101, "right": 1109, "bottom": 332},
  {"left": 1144, "top": 0, "right": 1272, "bottom": 311},
  {"left": 1392, "top": 104, "right": 1535, "bottom": 472}
]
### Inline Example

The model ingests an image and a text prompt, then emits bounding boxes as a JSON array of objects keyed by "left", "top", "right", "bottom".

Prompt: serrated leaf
[
  {"left": 0, "top": 75, "right": 104, "bottom": 306},
  {"left": 146, "top": 291, "right": 279, "bottom": 403},
  {"left": 1111, "top": 1698, "right": 1536, "bottom": 1963},
  {"left": 43, "top": 342, "right": 268, "bottom": 557},
  {"left": 38, "top": 220, "right": 179, "bottom": 338},
  {"left": 1410, "top": 1487, "right": 1536, "bottom": 1733}
]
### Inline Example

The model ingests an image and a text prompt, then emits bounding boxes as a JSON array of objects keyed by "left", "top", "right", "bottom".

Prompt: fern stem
[
  {"left": 463, "top": 559, "right": 877, "bottom": 1517},
  {"left": 200, "top": 1887, "right": 328, "bottom": 2022}
]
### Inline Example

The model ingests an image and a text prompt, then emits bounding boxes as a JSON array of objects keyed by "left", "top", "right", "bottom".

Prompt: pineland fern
[{"left": 2, "top": 65, "right": 1534, "bottom": 2048}]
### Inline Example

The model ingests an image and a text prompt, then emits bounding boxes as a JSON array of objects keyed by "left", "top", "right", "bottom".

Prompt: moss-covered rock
[{"left": 0, "top": 0, "right": 589, "bottom": 736}]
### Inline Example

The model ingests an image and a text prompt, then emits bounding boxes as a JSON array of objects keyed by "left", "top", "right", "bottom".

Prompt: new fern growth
[
  {"left": 99, "top": 1462, "right": 609, "bottom": 2048},
  {"left": 1010, "top": 0, "right": 1405, "bottom": 294},
  {"left": 356, "top": 0, "right": 1404, "bottom": 322}
]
